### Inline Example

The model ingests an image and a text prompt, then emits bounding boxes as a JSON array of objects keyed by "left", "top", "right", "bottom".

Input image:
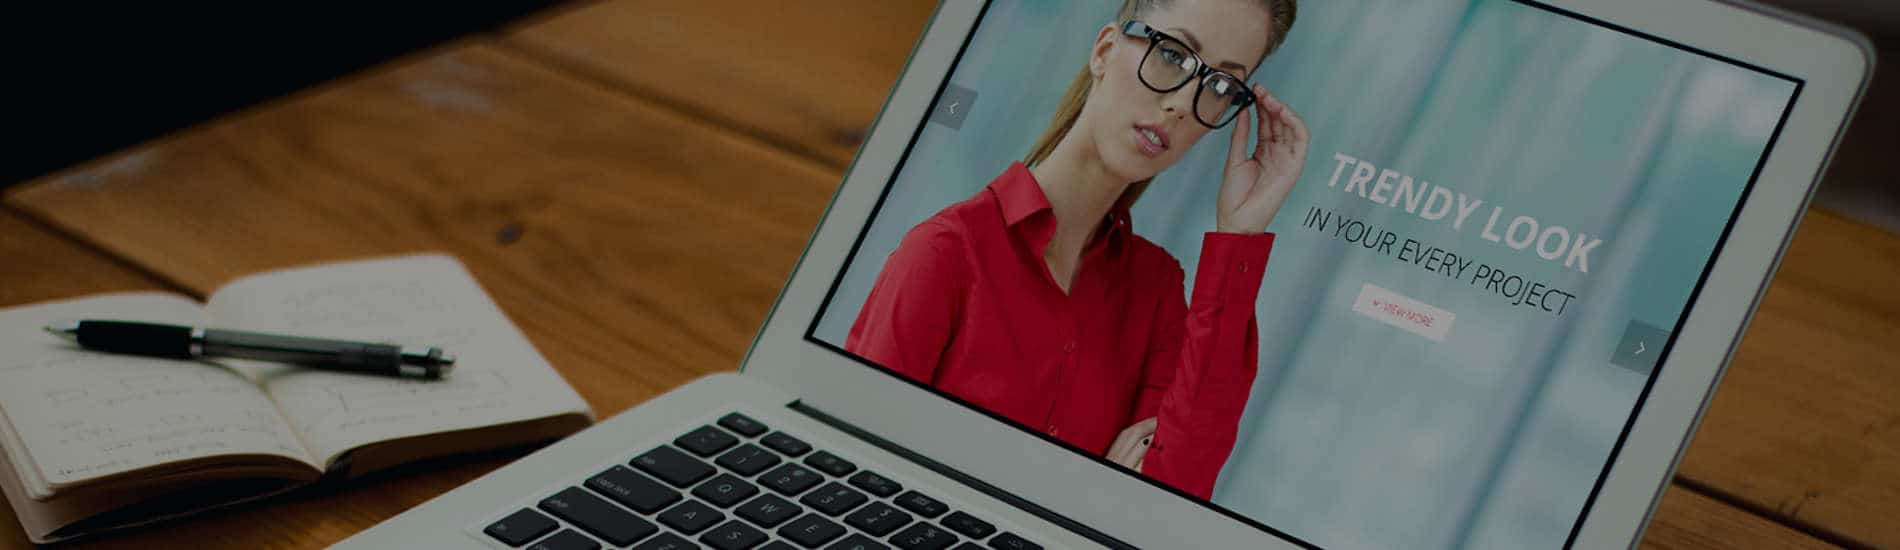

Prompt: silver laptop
[{"left": 336, "top": 1, "right": 1871, "bottom": 548}]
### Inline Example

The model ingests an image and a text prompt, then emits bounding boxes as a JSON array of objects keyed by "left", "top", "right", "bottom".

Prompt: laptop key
[
  {"left": 635, "top": 446, "right": 717, "bottom": 488},
  {"left": 538, "top": 487, "right": 658, "bottom": 546},
  {"left": 985, "top": 533, "right": 1040, "bottom": 550},
  {"left": 528, "top": 529, "right": 601, "bottom": 550},
  {"left": 678, "top": 425, "right": 741, "bottom": 457},
  {"left": 890, "top": 523, "right": 958, "bottom": 550},
  {"left": 799, "top": 482, "right": 868, "bottom": 516},
  {"left": 760, "top": 463, "right": 824, "bottom": 496},
  {"left": 846, "top": 471, "right": 902, "bottom": 498},
  {"left": 700, "top": 520, "right": 768, "bottom": 550},
  {"left": 587, "top": 465, "right": 681, "bottom": 513},
  {"left": 825, "top": 534, "right": 891, "bottom": 550},
  {"left": 892, "top": 491, "right": 948, "bottom": 519},
  {"left": 632, "top": 532, "right": 699, "bottom": 550},
  {"left": 695, "top": 473, "right": 761, "bottom": 508},
  {"left": 660, "top": 500, "right": 726, "bottom": 535},
  {"left": 718, "top": 413, "right": 770, "bottom": 437},
  {"left": 761, "top": 432, "right": 812, "bottom": 457},
  {"left": 778, "top": 513, "right": 847, "bottom": 548},
  {"left": 484, "top": 508, "right": 559, "bottom": 547},
  {"left": 803, "top": 451, "right": 857, "bottom": 477},
  {"left": 843, "top": 502, "right": 913, "bottom": 537},
  {"left": 940, "top": 511, "right": 995, "bottom": 539},
  {"left": 761, "top": 542, "right": 799, "bottom": 550},
  {"left": 717, "top": 444, "right": 783, "bottom": 476},
  {"left": 736, "top": 493, "right": 803, "bottom": 528}
]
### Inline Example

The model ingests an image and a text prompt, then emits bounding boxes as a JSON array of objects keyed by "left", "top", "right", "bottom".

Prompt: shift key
[{"left": 539, "top": 487, "right": 658, "bottom": 546}]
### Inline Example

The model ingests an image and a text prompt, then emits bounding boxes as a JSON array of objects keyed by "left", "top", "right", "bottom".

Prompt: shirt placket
[
  {"left": 1043, "top": 238, "right": 1110, "bottom": 441},
  {"left": 1042, "top": 289, "right": 1075, "bottom": 439}
]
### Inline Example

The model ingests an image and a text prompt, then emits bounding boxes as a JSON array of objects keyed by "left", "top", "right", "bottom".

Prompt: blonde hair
[{"left": 1024, "top": 0, "right": 1297, "bottom": 208}]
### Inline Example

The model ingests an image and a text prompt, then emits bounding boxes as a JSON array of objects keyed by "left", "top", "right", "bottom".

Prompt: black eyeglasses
[{"left": 1121, "top": 21, "right": 1255, "bottom": 129}]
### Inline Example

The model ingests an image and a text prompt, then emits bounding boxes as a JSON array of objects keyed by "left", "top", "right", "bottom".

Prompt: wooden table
[{"left": 2, "top": 2, "right": 1895, "bottom": 548}]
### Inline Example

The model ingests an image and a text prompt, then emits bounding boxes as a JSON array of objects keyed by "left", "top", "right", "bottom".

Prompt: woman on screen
[{"left": 847, "top": 0, "right": 1305, "bottom": 499}]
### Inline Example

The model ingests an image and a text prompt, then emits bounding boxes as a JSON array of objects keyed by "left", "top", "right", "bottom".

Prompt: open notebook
[{"left": 0, "top": 254, "right": 593, "bottom": 542}]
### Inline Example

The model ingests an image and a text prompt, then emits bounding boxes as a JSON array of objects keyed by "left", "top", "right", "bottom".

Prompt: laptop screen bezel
[{"left": 739, "top": 0, "right": 1872, "bottom": 547}]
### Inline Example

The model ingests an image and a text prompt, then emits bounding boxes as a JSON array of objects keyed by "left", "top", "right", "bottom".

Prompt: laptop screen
[{"left": 806, "top": 1, "right": 1801, "bottom": 547}]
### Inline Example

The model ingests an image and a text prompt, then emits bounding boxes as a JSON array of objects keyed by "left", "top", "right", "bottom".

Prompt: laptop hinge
[{"left": 786, "top": 400, "right": 1138, "bottom": 550}]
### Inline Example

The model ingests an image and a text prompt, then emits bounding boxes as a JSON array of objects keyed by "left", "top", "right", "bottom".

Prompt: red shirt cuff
[{"left": 1191, "top": 232, "right": 1275, "bottom": 306}]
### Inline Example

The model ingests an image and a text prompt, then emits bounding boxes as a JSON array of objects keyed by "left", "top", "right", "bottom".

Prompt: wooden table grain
[
  {"left": 1676, "top": 209, "right": 1900, "bottom": 547},
  {"left": 504, "top": 0, "right": 941, "bottom": 169},
  {"left": 0, "top": 1, "right": 1890, "bottom": 548}
]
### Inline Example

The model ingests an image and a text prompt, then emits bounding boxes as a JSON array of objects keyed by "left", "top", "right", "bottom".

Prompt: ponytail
[{"left": 1023, "top": 10, "right": 1154, "bottom": 210}]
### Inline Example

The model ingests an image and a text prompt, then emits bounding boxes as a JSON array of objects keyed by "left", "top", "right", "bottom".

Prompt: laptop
[{"left": 335, "top": 0, "right": 1871, "bottom": 548}]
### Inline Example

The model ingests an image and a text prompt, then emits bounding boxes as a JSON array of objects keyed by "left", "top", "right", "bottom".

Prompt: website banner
[{"left": 810, "top": 1, "right": 1796, "bottom": 548}]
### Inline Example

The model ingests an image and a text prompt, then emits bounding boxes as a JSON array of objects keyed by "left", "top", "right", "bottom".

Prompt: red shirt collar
[{"left": 988, "top": 162, "right": 1132, "bottom": 257}]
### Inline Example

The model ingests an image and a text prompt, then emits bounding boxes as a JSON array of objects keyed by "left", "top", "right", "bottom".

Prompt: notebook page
[
  {"left": 0, "top": 293, "right": 313, "bottom": 492},
  {"left": 204, "top": 254, "right": 591, "bottom": 464}
]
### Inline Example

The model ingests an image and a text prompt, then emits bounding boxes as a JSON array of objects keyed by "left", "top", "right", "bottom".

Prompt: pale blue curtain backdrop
[{"left": 812, "top": 1, "right": 1797, "bottom": 548}]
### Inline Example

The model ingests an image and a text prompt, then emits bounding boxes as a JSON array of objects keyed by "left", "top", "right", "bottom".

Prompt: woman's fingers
[
  {"left": 1272, "top": 100, "right": 1308, "bottom": 171},
  {"left": 1106, "top": 444, "right": 1138, "bottom": 468},
  {"left": 1260, "top": 89, "right": 1292, "bottom": 164},
  {"left": 1274, "top": 107, "right": 1293, "bottom": 158},
  {"left": 1262, "top": 92, "right": 1304, "bottom": 163},
  {"left": 1105, "top": 418, "right": 1159, "bottom": 469},
  {"left": 1227, "top": 96, "right": 1253, "bottom": 167},
  {"left": 1106, "top": 434, "right": 1136, "bottom": 465},
  {"left": 1286, "top": 101, "right": 1310, "bottom": 152},
  {"left": 1253, "top": 84, "right": 1275, "bottom": 159},
  {"left": 1275, "top": 98, "right": 1293, "bottom": 145}
]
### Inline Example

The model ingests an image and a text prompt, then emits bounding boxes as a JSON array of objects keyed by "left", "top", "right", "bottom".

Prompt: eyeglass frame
[{"left": 1119, "top": 20, "right": 1257, "bottom": 129}]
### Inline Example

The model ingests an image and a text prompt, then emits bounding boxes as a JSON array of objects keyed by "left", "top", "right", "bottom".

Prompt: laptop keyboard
[{"left": 479, "top": 412, "right": 1046, "bottom": 550}]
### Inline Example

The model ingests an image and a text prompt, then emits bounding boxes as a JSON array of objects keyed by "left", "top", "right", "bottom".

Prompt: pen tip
[{"left": 43, "top": 322, "right": 80, "bottom": 342}]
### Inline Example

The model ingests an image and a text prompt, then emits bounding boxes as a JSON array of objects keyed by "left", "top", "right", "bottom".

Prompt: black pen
[{"left": 43, "top": 320, "right": 455, "bottom": 379}]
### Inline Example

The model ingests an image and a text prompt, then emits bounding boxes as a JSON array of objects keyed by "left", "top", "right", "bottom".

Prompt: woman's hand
[
  {"left": 1106, "top": 417, "right": 1158, "bottom": 471},
  {"left": 1216, "top": 84, "right": 1310, "bottom": 234}
]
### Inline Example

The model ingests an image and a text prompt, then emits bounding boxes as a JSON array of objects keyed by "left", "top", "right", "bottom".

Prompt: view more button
[{"left": 1352, "top": 283, "right": 1455, "bottom": 342}]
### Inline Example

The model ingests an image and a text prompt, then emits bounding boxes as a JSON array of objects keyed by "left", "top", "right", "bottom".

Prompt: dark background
[
  {"left": 0, "top": 3, "right": 560, "bottom": 188},
  {"left": 0, "top": 1, "right": 1891, "bottom": 218}
]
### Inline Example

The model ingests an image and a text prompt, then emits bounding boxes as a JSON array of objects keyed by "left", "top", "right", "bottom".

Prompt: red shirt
[{"left": 846, "top": 162, "right": 1274, "bottom": 498}]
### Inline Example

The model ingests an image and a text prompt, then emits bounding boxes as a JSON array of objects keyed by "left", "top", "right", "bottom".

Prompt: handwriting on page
[
  {"left": 289, "top": 371, "right": 510, "bottom": 434},
  {"left": 0, "top": 350, "right": 306, "bottom": 485},
  {"left": 0, "top": 294, "right": 313, "bottom": 487},
  {"left": 274, "top": 280, "right": 458, "bottom": 331}
]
